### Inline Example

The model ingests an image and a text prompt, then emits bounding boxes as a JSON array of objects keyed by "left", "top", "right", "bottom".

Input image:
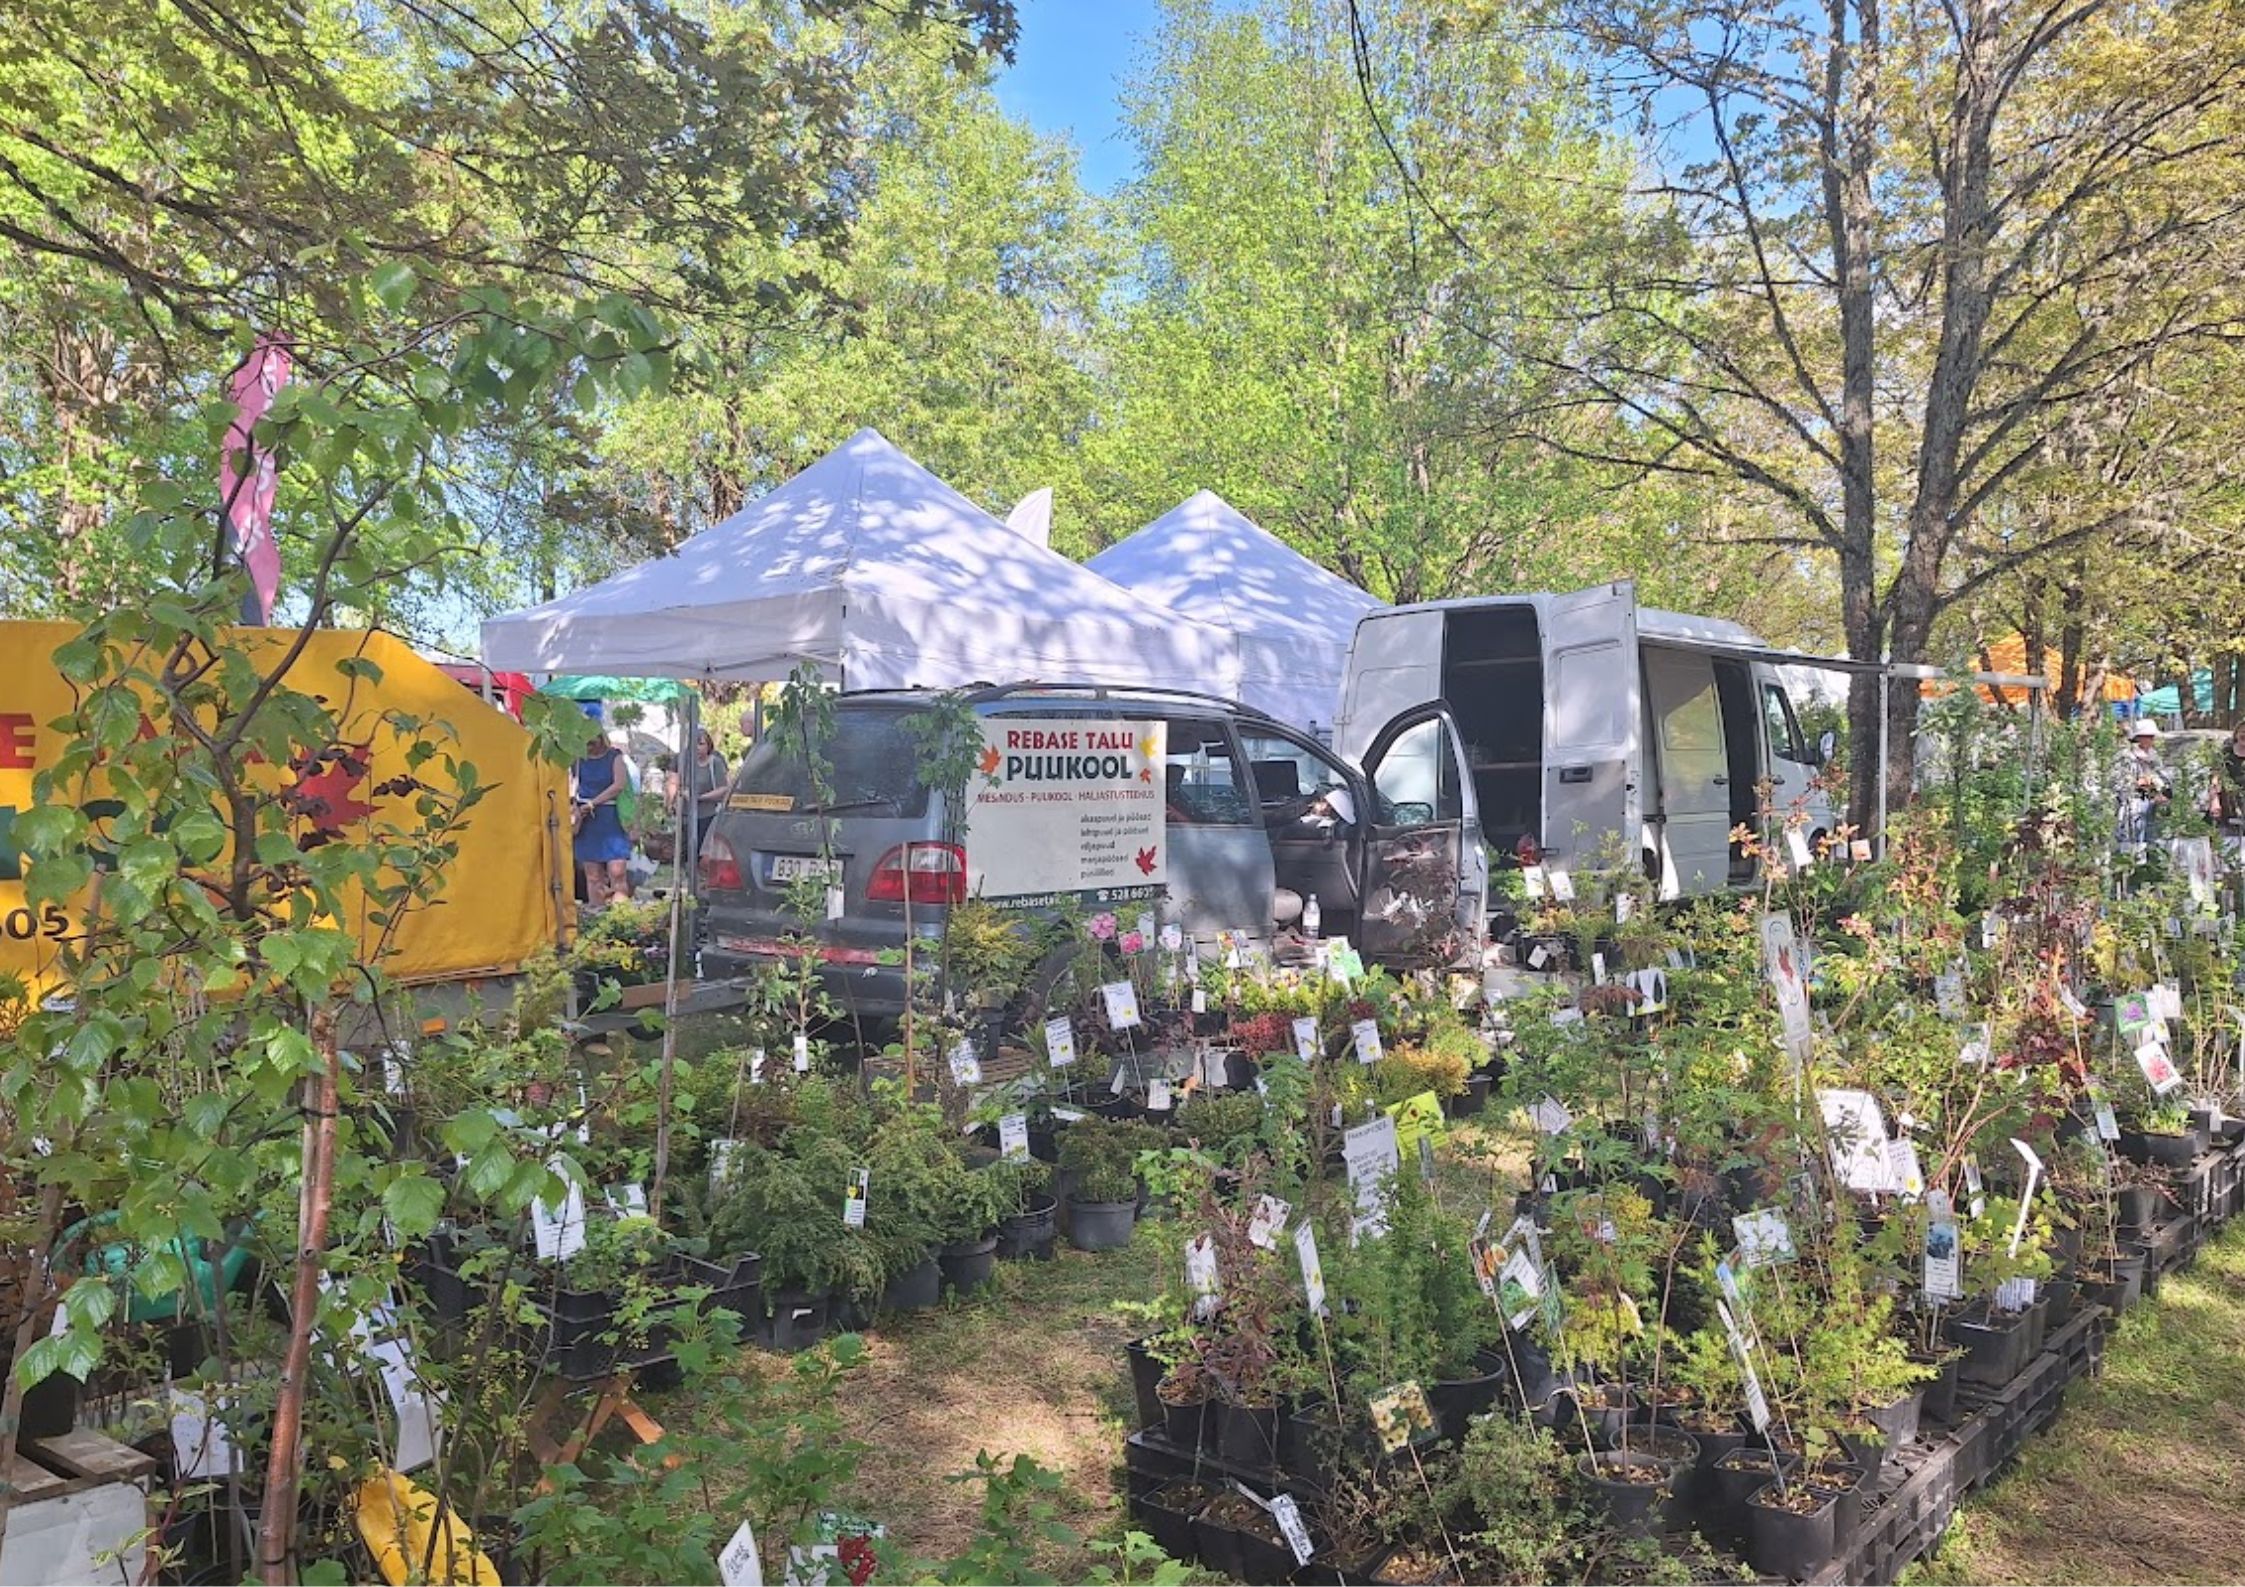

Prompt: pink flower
[
  {"left": 1088, "top": 912, "right": 1117, "bottom": 942},
  {"left": 1120, "top": 930, "right": 1145, "bottom": 955}
]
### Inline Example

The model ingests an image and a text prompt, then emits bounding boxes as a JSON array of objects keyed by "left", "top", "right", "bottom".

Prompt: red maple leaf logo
[
  {"left": 1134, "top": 846, "right": 1158, "bottom": 875},
  {"left": 1138, "top": 766, "right": 1153, "bottom": 783},
  {"left": 977, "top": 746, "right": 1002, "bottom": 777}
]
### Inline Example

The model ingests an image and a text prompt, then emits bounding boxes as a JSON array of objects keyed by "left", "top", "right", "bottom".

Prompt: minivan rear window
[{"left": 729, "top": 705, "right": 931, "bottom": 817}]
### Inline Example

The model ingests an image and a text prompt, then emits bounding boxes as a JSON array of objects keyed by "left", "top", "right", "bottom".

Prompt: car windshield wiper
[{"left": 802, "top": 796, "right": 896, "bottom": 814}]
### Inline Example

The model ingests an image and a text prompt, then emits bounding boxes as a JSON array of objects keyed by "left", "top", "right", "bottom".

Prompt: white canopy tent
[
  {"left": 1088, "top": 491, "right": 1382, "bottom": 734},
  {"left": 482, "top": 429, "right": 1240, "bottom": 694}
]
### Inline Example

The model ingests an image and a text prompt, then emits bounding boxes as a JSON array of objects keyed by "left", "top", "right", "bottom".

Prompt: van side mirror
[{"left": 1817, "top": 729, "right": 1837, "bottom": 766}]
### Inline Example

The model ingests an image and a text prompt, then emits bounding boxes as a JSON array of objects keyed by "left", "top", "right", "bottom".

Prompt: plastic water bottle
[{"left": 1303, "top": 893, "right": 1322, "bottom": 938}]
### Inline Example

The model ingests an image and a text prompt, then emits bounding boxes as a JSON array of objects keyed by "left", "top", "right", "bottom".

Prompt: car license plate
[{"left": 771, "top": 855, "right": 835, "bottom": 884}]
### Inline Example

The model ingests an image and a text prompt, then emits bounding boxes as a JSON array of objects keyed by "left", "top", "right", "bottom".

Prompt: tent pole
[
  {"left": 650, "top": 691, "right": 697, "bottom": 1222},
  {"left": 1876, "top": 669, "right": 1891, "bottom": 862}
]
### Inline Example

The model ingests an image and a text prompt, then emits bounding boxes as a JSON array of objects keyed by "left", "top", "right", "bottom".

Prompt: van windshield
[{"left": 731, "top": 705, "right": 931, "bottom": 817}]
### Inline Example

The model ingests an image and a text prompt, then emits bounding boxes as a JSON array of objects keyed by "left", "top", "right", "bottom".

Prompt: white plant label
[
  {"left": 793, "top": 1030, "right": 811, "bottom": 1074},
  {"left": 1717, "top": 1300, "right": 1772, "bottom": 1433},
  {"left": 1546, "top": 867, "right": 1575, "bottom": 902},
  {"left": 1786, "top": 828, "right": 1814, "bottom": 869},
  {"left": 1269, "top": 1494, "right": 1316, "bottom": 1568},
  {"left": 1924, "top": 1190, "right": 1962, "bottom": 1301},
  {"left": 1964, "top": 1156, "right": 1986, "bottom": 1219},
  {"left": 998, "top": 1112, "right": 1030, "bottom": 1162},
  {"left": 1294, "top": 1220, "right": 1327, "bottom": 1316},
  {"left": 2089, "top": 1083, "right": 2122, "bottom": 1142},
  {"left": 948, "top": 1041, "right": 982, "bottom": 1086},
  {"left": 2058, "top": 984, "right": 2088, "bottom": 1019},
  {"left": 1248, "top": 1194, "right": 1292, "bottom": 1251},
  {"left": 1161, "top": 922, "right": 1184, "bottom": 953},
  {"left": 1185, "top": 1232, "right": 1221, "bottom": 1320},
  {"left": 2154, "top": 982, "right": 2185, "bottom": 1023},
  {"left": 1979, "top": 913, "right": 1998, "bottom": 949},
  {"left": 1632, "top": 968, "right": 1668, "bottom": 1013},
  {"left": 709, "top": 1138, "right": 747, "bottom": 1187},
  {"left": 1819, "top": 1087, "right": 1894, "bottom": 1194},
  {"left": 605, "top": 1182, "right": 649, "bottom": 1216},
  {"left": 749, "top": 1047, "right": 767, "bottom": 1085},
  {"left": 1996, "top": 1276, "right": 2038, "bottom": 1314},
  {"left": 1522, "top": 864, "right": 1548, "bottom": 900},
  {"left": 1528, "top": 1095, "right": 1574, "bottom": 1135},
  {"left": 1043, "top": 1016, "right": 1075, "bottom": 1069},
  {"left": 170, "top": 1386, "right": 240, "bottom": 1479},
  {"left": 1192, "top": 987, "right": 1208, "bottom": 1013},
  {"left": 1732, "top": 1209, "right": 1797, "bottom": 1268},
  {"left": 719, "top": 1518, "right": 764, "bottom": 1587},
  {"left": 1101, "top": 980, "right": 1141, "bottom": 1030},
  {"left": 1591, "top": 951, "right": 1608, "bottom": 985},
  {"left": 532, "top": 1163, "right": 587, "bottom": 1261},
  {"left": 825, "top": 884, "right": 845, "bottom": 922},
  {"left": 1959, "top": 1029, "right": 1991, "bottom": 1068},
  {"left": 1352, "top": 1018, "right": 1384, "bottom": 1066},
  {"left": 1292, "top": 1016, "right": 1320, "bottom": 1062},
  {"left": 1527, "top": 943, "right": 1551, "bottom": 970},
  {"left": 1934, "top": 964, "right": 1967, "bottom": 1021},
  {"left": 1850, "top": 837, "right": 1874, "bottom": 862},
  {"left": 1762, "top": 913, "right": 1814, "bottom": 1069},
  {"left": 843, "top": 1167, "right": 869, "bottom": 1228},
  {"left": 2136, "top": 1035, "right": 2183, "bottom": 1095},
  {"left": 2008, "top": 1138, "right": 2043, "bottom": 1256},
  {"left": 1147, "top": 1078, "right": 1174, "bottom": 1112},
  {"left": 1885, "top": 1139, "right": 1925, "bottom": 1201},
  {"left": 1615, "top": 892, "right": 1634, "bottom": 924},
  {"left": 1343, "top": 1114, "right": 1402, "bottom": 1243}
]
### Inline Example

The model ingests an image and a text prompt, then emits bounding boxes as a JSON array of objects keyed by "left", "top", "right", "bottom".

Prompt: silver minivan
[
  {"left": 697, "top": 685, "right": 1487, "bottom": 1025},
  {"left": 1335, "top": 580, "right": 1836, "bottom": 898}
]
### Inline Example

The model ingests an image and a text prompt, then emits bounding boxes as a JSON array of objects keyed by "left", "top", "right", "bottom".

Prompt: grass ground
[{"left": 1911, "top": 1220, "right": 2245, "bottom": 1585}]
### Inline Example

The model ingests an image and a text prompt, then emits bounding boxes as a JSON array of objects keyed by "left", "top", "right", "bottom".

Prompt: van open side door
[
  {"left": 1354, "top": 702, "right": 1487, "bottom": 966},
  {"left": 1541, "top": 581, "right": 1642, "bottom": 871}
]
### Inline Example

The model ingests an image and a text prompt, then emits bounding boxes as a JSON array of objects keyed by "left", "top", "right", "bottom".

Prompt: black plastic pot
[
  {"left": 1160, "top": 1387, "right": 1213, "bottom": 1453},
  {"left": 1577, "top": 1450, "right": 1671, "bottom": 1540},
  {"left": 1947, "top": 1306, "right": 2034, "bottom": 1388},
  {"left": 1617, "top": 1425, "right": 1700, "bottom": 1533},
  {"left": 1509, "top": 1334, "right": 1574, "bottom": 1429},
  {"left": 1865, "top": 1384, "right": 1924, "bottom": 1451},
  {"left": 2118, "top": 1182, "right": 2169, "bottom": 1230},
  {"left": 1283, "top": 1403, "right": 1346, "bottom": 1488},
  {"left": 1746, "top": 1481, "right": 1838, "bottom": 1580},
  {"left": 881, "top": 1254, "right": 942, "bottom": 1312},
  {"left": 1805, "top": 1460, "right": 1866, "bottom": 1557},
  {"left": 1713, "top": 1447, "right": 1799, "bottom": 1542},
  {"left": 1445, "top": 1073, "right": 1493, "bottom": 1120},
  {"left": 535, "top": 1282, "right": 621, "bottom": 1380},
  {"left": 2119, "top": 1128, "right": 2200, "bottom": 1169},
  {"left": 1216, "top": 1399, "right": 1281, "bottom": 1467},
  {"left": 2083, "top": 1253, "right": 2148, "bottom": 1313},
  {"left": 1066, "top": 1197, "right": 1138, "bottom": 1252},
  {"left": 760, "top": 1287, "right": 834, "bottom": 1353},
  {"left": 1138, "top": 1481, "right": 1214, "bottom": 1564},
  {"left": 1917, "top": 1352, "right": 1962, "bottom": 1425},
  {"left": 1124, "top": 1337, "right": 1166, "bottom": 1431},
  {"left": 1835, "top": 1425, "right": 1890, "bottom": 1483},
  {"left": 939, "top": 1234, "right": 1000, "bottom": 1295},
  {"left": 18, "top": 1367, "right": 80, "bottom": 1440},
  {"left": 997, "top": 1194, "right": 1059, "bottom": 1262},
  {"left": 1192, "top": 1497, "right": 1295, "bottom": 1586},
  {"left": 1426, "top": 1350, "right": 1508, "bottom": 1442},
  {"left": 1573, "top": 1384, "right": 1637, "bottom": 1447},
  {"left": 1674, "top": 1413, "right": 1749, "bottom": 1528}
]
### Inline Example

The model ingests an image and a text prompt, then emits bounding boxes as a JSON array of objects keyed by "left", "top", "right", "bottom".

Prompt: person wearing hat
[
  {"left": 2118, "top": 717, "right": 2172, "bottom": 850},
  {"left": 572, "top": 702, "right": 635, "bottom": 905}
]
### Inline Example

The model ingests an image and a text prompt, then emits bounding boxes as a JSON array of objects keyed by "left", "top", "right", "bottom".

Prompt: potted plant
[
  {"left": 1058, "top": 1117, "right": 1146, "bottom": 1251},
  {"left": 991, "top": 1157, "right": 1059, "bottom": 1261}
]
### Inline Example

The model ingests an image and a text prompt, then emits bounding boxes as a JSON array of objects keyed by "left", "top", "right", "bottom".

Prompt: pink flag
[{"left": 220, "top": 338, "right": 291, "bottom": 624}]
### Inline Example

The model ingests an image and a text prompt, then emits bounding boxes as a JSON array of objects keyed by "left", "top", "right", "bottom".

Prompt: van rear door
[
  {"left": 1354, "top": 703, "right": 1487, "bottom": 966},
  {"left": 1335, "top": 608, "right": 1445, "bottom": 764},
  {"left": 1541, "top": 581, "right": 1642, "bottom": 870}
]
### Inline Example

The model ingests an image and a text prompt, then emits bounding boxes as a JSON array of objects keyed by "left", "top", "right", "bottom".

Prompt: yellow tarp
[
  {"left": 0, "top": 622, "right": 570, "bottom": 997},
  {"left": 1920, "top": 634, "right": 2137, "bottom": 706}
]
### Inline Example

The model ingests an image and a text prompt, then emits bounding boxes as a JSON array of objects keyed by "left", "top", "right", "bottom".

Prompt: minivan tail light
[
  {"left": 699, "top": 832, "right": 743, "bottom": 892},
  {"left": 867, "top": 842, "right": 966, "bottom": 906}
]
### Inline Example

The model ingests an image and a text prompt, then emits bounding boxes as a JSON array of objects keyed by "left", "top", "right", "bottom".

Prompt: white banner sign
[{"left": 964, "top": 717, "right": 1168, "bottom": 905}]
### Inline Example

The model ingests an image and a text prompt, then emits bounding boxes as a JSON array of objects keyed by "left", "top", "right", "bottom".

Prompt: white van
[{"left": 1333, "top": 581, "right": 1835, "bottom": 899}]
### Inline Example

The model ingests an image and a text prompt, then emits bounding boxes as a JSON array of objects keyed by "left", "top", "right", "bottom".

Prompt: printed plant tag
[
  {"left": 1498, "top": 1248, "right": 1544, "bottom": 1329},
  {"left": 2154, "top": 983, "right": 2184, "bottom": 1023},
  {"left": 1934, "top": 964, "right": 1967, "bottom": 1021},
  {"left": 1343, "top": 1115, "right": 1402, "bottom": 1242},
  {"left": 1591, "top": 951, "right": 1608, "bottom": 985},
  {"left": 948, "top": 1041, "right": 982, "bottom": 1086},
  {"left": 1185, "top": 1232, "right": 1221, "bottom": 1320},
  {"left": 719, "top": 1519, "right": 764, "bottom": 1587},
  {"left": 709, "top": 1138, "right": 747, "bottom": 1188},
  {"left": 1044, "top": 1016, "right": 1075, "bottom": 1068},
  {"left": 1292, "top": 1016, "right": 1321, "bottom": 1062},
  {"left": 1295, "top": 1220, "right": 1327, "bottom": 1316},
  {"left": 1885, "top": 1139, "right": 1926, "bottom": 1201},
  {"left": 2058, "top": 984, "right": 2088, "bottom": 1019},
  {"left": 1136, "top": 911, "right": 1157, "bottom": 945},
  {"left": 1507, "top": 1213, "right": 1545, "bottom": 1274},
  {"left": 1849, "top": 837, "right": 1874, "bottom": 862},
  {"left": 1527, "top": 943, "right": 1551, "bottom": 970},
  {"left": 1102, "top": 981, "right": 1141, "bottom": 1030},
  {"left": 2136, "top": 1035, "right": 2183, "bottom": 1095},
  {"left": 2088, "top": 1083, "right": 2122, "bottom": 1142},
  {"left": 170, "top": 1386, "right": 241, "bottom": 1480},
  {"left": 1192, "top": 987, "right": 1208, "bottom": 1014},
  {"left": 1148, "top": 1078, "right": 1174, "bottom": 1112},
  {"left": 998, "top": 1112, "right": 1030, "bottom": 1162},
  {"left": 1367, "top": 1382, "right": 1436, "bottom": 1453},
  {"left": 1330, "top": 943, "right": 1366, "bottom": 983},
  {"left": 843, "top": 1167, "right": 870, "bottom": 1228},
  {"left": 1615, "top": 892, "right": 1634, "bottom": 924},
  {"left": 1468, "top": 1233, "right": 1501, "bottom": 1301},
  {"left": 1528, "top": 1095, "right": 1574, "bottom": 1135},
  {"left": 1352, "top": 1018, "right": 1384, "bottom": 1065},
  {"left": 825, "top": 884, "right": 845, "bottom": 922},
  {"left": 749, "top": 1047, "right": 767, "bottom": 1085},
  {"left": 2116, "top": 992, "right": 2153, "bottom": 1034},
  {"left": 1109, "top": 1065, "right": 1129, "bottom": 1095},
  {"left": 1924, "top": 1190, "right": 1962, "bottom": 1301},
  {"left": 1786, "top": 827, "right": 1814, "bottom": 869},
  {"left": 1732, "top": 1209, "right": 1796, "bottom": 1268},
  {"left": 1269, "top": 1494, "right": 1315, "bottom": 1567},
  {"left": 793, "top": 1030, "right": 812, "bottom": 1074},
  {"left": 1959, "top": 1027, "right": 1991, "bottom": 1067},
  {"left": 1161, "top": 922, "right": 1184, "bottom": 953},
  {"left": 1249, "top": 1194, "right": 1292, "bottom": 1251},
  {"left": 1819, "top": 1087, "right": 1894, "bottom": 1194},
  {"left": 1522, "top": 864, "right": 1548, "bottom": 900},
  {"left": 1633, "top": 968, "right": 1669, "bottom": 1013},
  {"left": 1964, "top": 1156, "right": 1986, "bottom": 1219},
  {"left": 532, "top": 1165, "right": 588, "bottom": 1261},
  {"left": 1996, "top": 1276, "right": 2037, "bottom": 1313},
  {"left": 1546, "top": 867, "right": 1576, "bottom": 902}
]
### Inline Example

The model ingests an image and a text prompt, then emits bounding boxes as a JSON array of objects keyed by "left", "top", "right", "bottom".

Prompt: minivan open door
[
  {"left": 1541, "top": 581, "right": 1642, "bottom": 870},
  {"left": 1355, "top": 703, "right": 1487, "bottom": 966}
]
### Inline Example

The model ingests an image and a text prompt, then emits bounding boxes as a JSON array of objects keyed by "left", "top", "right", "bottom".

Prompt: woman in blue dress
[{"left": 574, "top": 717, "right": 634, "bottom": 904}]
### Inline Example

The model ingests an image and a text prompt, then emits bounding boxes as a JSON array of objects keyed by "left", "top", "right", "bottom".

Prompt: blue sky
[{"left": 993, "top": 0, "right": 1164, "bottom": 192}]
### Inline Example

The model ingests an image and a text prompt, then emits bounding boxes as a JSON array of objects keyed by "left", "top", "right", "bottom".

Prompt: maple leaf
[
  {"left": 1134, "top": 846, "right": 1158, "bottom": 876},
  {"left": 1139, "top": 766, "right": 1153, "bottom": 784},
  {"left": 977, "top": 745, "right": 1002, "bottom": 777},
  {"left": 289, "top": 748, "right": 376, "bottom": 833}
]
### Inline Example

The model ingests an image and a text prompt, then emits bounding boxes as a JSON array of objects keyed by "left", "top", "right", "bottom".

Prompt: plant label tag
[
  {"left": 2166, "top": 916, "right": 2184, "bottom": 939},
  {"left": 1269, "top": 1494, "right": 1316, "bottom": 1567},
  {"left": 1819, "top": 1086, "right": 1894, "bottom": 1194},
  {"left": 1850, "top": 837, "right": 1874, "bottom": 862},
  {"left": 1494, "top": 1247, "right": 1543, "bottom": 1329},
  {"left": 1549, "top": 1006, "right": 1583, "bottom": 1027},
  {"left": 1161, "top": 922, "right": 1184, "bottom": 953},
  {"left": 1959, "top": 1028, "right": 1991, "bottom": 1067},
  {"left": 719, "top": 1518, "right": 763, "bottom": 1587},
  {"left": 1732, "top": 1209, "right": 1796, "bottom": 1268},
  {"left": 1786, "top": 827, "right": 1814, "bottom": 869},
  {"left": 793, "top": 1031, "right": 811, "bottom": 1074},
  {"left": 948, "top": 1042, "right": 982, "bottom": 1086},
  {"left": 1352, "top": 1018, "right": 1384, "bottom": 1065},
  {"left": 1043, "top": 1016, "right": 1075, "bottom": 1069},
  {"left": 1527, "top": 943, "right": 1550, "bottom": 970},
  {"left": 1935, "top": 964, "right": 1967, "bottom": 1021},
  {"left": 709, "top": 1138, "right": 747, "bottom": 1188},
  {"left": 1885, "top": 1139, "right": 1925, "bottom": 1201},
  {"left": 1192, "top": 987, "right": 1207, "bottom": 1013},
  {"left": 1291, "top": 1016, "right": 1320, "bottom": 1062},
  {"left": 749, "top": 1048, "right": 767, "bottom": 1085},
  {"left": 2008, "top": 1138, "right": 2043, "bottom": 1255},
  {"left": 1715, "top": 1254, "right": 1745, "bottom": 1310},
  {"left": 1546, "top": 867, "right": 1576, "bottom": 902},
  {"left": 2154, "top": 982, "right": 2184, "bottom": 1022},
  {"left": 2057, "top": 983, "right": 2088, "bottom": 1019},
  {"left": 532, "top": 1166, "right": 588, "bottom": 1261},
  {"left": 1529, "top": 1095, "right": 1573, "bottom": 1135},
  {"left": 1343, "top": 1115, "right": 1403, "bottom": 1243},
  {"left": 605, "top": 1183, "right": 649, "bottom": 1216},
  {"left": 1135, "top": 910, "right": 1157, "bottom": 946},
  {"left": 1615, "top": 891, "right": 1633, "bottom": 924},
  {"left": 1102, "top": 981, "right": 1141, "bottom": 1030},
  {"left": 2116, "top": 992, "right": 2152, "bottom": 1034},
  {"left": 1591, "top": 951, "right": 1608, "bottom": 985},
  {"left": 1468, "top": 1233, "right": 1500, "bottom": 1301},
  {"left": 1147, "top": 1078, "right": 1174, "bottom": 1112},
  {"left": 825, "top": 884, "right": 845, "bottom": 922},
  {"left": 1295, "top": 1220, "right": 1327, "bottom": 1315},
  {"left": 1522, "top": 864, "right": 1548, "bottom": 900},
  {"left": 1633, "top": 968, "right": 1668, "bottom": 1013},
  {"left": 1109, "top": 1064, "right": 1129, "bottom": 1095},
  {"left": 1367, "top": 1382, "right": 1436, "bottom": 1453},
  {"left": 1979, "top": 913, "right": 1998, "bottom": 949},
  {"left": 843, "top": 1168, "right": 869, "bottom": 1228},
  {"left": 2088, "top": 1082, "right": 2122, "bottom": 1141},
  {"left": 1996, "top": 1275, "right": 2037, "bottom": 1313},
  {"left": 998, "top": 1112, "right": 1030, "bottom": 1162},
  {"left": 1507, "top": 1214, "right": 1546, "bottom": 1274},
  {"left": 1248, "top": 1195, "right": 1291, "bottom": 1251},
  {"left": 1964, "top": 1156, "right": 1986, "bottom": 1219},
  {"left": 2136, "top": 1035, "right": 2183, "bottom": 1095},
  {"left": 1331, "top": 943, "right": 1365, "bottom": 983},
  {"left": 1924, "top": 1190, "right": 1963, "bottom": 1302},
  {"left": 169, "top": 1386, "right": 241, "bottom": 1479},
  {"left": 1185, "top": 1232, "right": 1221, "bottom": 1319},
  {"left": 1227, "top": 939, "right": 1244, "bottom": 970}
]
